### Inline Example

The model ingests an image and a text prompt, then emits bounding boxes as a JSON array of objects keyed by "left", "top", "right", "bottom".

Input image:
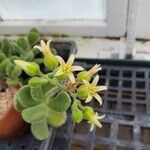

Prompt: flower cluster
[{"left": 14, "top": 40, "right": 107, "bottom": 140}]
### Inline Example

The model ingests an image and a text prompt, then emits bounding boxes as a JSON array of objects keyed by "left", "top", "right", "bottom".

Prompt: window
[
  {"left": 136, "top": 0, "right": 150, "bottom": 39},
  {"left": 0, "top": 0, "right": 128, "bottom": 37}
]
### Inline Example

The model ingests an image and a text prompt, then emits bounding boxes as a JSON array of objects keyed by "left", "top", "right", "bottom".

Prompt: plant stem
[{"left": 40, "top": 127, "right": 56, "bottom": 150}]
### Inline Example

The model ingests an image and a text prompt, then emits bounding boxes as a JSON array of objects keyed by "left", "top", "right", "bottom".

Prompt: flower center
[
  {"left": 62, "top": 64, "right": 72, "bottom": 74},
  {"left": 88, "top": 86, "right": 96, "bottom": 96}
]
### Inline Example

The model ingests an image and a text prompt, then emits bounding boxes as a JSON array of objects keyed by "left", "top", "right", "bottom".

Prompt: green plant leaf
[
  {"left": 11, "top": 66, "right": 22, "bottom": 78},
  {"left": 30, "top": 86, "right": 44, "bottom": 101},
  {"left": 48, "top": 91, "right": 71, "bottom": 112},
  {"left": 0, "top": 53, "right": 6, "bottom": 63},
  {"left": 41, "top": 81, "right": 55, "bottom": 96},
  {"left": 17, "top": 85, "right": 40, "bottom": 107},
  {"left": 10, "top": 42, "right": 24, "bottom": 56},
  {"left": 17, "top": 37, "right": 28, "bottom": 51},
  {"left": 31, "top": 119, "right": 49, "bottom": 140},
  {"left": 47, "top": 108, "right": 67, "bottom": 127},
  {"left": 24, "top": 51, "right": 34, "bottom": 61},
  {"left": 0, "top": 39, "right": 2, "bottom": 49},
  {"left": 29, "top": 28, "right": 39, "bottom": 34},
  {"left": 1, "top": 38, "right": 11, "bottom": 57},
  {"left": 29, "top": 77, "right": 42, "bottom": 87},
  {"left": 22, "top": 104, "right": 49, "bottom": 123},
  {"left": 28, "top": 31, "right": 39, "bottom": 47},
  {"left": 0, "top": 58, "right": 10, "bottom": 77},
  {"left": 6, "top": 62, "right": 14, "bottom": 76},
  {"left": 6, "top": 78, "right": 19, "bottom": 86},
  {"left": 13, "top": 95, "right": 25, "bottom": 112},
  {"left": 33, "top": 58, "right": 43, "bottom": 64}
]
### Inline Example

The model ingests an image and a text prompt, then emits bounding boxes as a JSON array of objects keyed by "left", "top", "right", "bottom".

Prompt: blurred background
[{"left": 1, "top": 0, "right": 150, "bottom": 60}]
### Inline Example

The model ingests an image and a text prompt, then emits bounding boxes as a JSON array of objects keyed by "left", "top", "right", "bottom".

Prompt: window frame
[
  {"left": 0, "top": 0, "right": 128, "bottom": 37},
  {"left": 136, "top": 0, "right": 150, "bottom": 39}
]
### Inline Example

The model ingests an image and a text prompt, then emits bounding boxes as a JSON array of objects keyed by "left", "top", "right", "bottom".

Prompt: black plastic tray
[{"left": 51, "top": 58, "right": 150, "bottom": 150}]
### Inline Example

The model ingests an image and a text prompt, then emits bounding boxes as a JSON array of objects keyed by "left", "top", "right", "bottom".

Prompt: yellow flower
[
  {"left": 83, "top": 106, "right": 105, "bottom": 131},
  {"left": 55, "top": 54, "right": 84, "bottom": 83},
  {"left": 77, "top": 64, "right": 102, "bottom": 82},
  {"left": 88, "top": 112, "right": 105, "bottom": 131},
  {"left": 83, "top": 75, "right": 107, "bottom": 105},
  {"left": 34, "top": 40, "right": 58, "bottom": 69},
  {"left": 88, "top": 64, "right": 102, "bottom": 76}
]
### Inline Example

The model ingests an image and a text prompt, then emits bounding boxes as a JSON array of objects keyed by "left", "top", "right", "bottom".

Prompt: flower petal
[
  {"left": 47, "top": 40, "right": 51, "bottom": 47},
  {"left": 94, "top": 119, "right": 102, "bottom": 128},
  {"left": 55, "top": 69, "right": 64, "bottom": 76},
  {"left": 56, "top": 56, "right": 65, "bottom": 65},
  {"left": 94, "top": 93, "right": 103, "bottom": 105},
  {"left": 67, "top": 54, "right": 75, "bottom": 65},
  {"left": 33, "top": 46, "right": 42, "bottom": 51},
  {"left": 96, "top": 114, "right": 105, "bottom": 120},
  {"left": 72, "top": 66, "right": 84, "bottom": 71},
  {"left": 85, "top": 95, "right": 92, "bottom": 103},
  {"left": 41, "top": 40, "right": 46, "bottom": 47},
  {"left": 69, "top": 73, "right": 75, "bottom": 84},
  {"left": 96, "top": 86, "right": 107, "bottom": 92},
  {"left": 83, "top": 80, "right": 90, "bottom": 86},
  {"left": 92, "top": 75, "right": 99, "bottom": 86},
  {"left": 90, "top": 123, "right": 95, "bottom": 131}
]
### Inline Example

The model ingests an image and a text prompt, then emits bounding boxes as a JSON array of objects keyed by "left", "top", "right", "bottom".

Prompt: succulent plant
[
  {"left": 14, "top": 40, "right": 107, "bottom": 140},
  {"left": 0, "top": 28, "right": 41, "bottom": 85}
]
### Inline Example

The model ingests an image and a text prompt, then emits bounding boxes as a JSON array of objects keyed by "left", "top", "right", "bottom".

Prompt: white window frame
[
  {"left": 0, "top": 0, "right": 128, "bottom": 37},
  {"left": 136, "top": 0, "right": 150, "bottom": 39}
]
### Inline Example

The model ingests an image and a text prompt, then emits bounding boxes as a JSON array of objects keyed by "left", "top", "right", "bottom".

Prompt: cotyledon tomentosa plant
[
  {"left": 13, "top": 40, "right": 107, "bottom": 140},
  {"left": 0, "top": 28, "right": 41, "bottom": 85}
]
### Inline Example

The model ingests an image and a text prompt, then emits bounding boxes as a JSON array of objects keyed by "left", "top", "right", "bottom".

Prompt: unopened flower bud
[
  {"left": 77, "top": 71, "right": 91, "bottom": 82},
  {"left": 77, "top": 85, "right": 88, "bottom": 100},
  {"left": 14, "top": 60, "right": 41, "bottom": 76},
  {"left": 83, "top": 106, "right": 94, "bottom": 120}
]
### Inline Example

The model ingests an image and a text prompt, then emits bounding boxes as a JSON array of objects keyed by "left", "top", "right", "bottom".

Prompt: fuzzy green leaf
[
  {"left": 1, "top": 39, "right": 11, "bottom": 57},
  {"left": 31, "top": 119, "right": 49, "bottom": 140},
  {"left": 6, "top": 62, "right": 15, "bottom": 76},
  {"left": 11, "top": 66, "right": 22, "bottom": 78},
  {"left": 24, "top": 51, "right": 34, "bottom": 61},
  {"left": 29, "top": 28, "right": 39, "bottom": 34},
  {"left": 30, "top": 86, "right": 44, "bottom": 101},
  {"left": 41, "top": 81, "right": 55, "bottom": 96},
  {"left": 17, "top": 37, "right": 28, "bottom": 51},
  {"left": 0, "top": 59, "right": 10, "bottom": 77},
  {"left": 28, "top": 32, "right": 39, "bottom": 47},
  {"left": 33, "top": 58, "right": 44, "bottom": 64},
  {"left": 13, "top": 95, "right": 25, "bottom": 112},
  {"left": 29, "top": 77, "right": 42, "bottom": 87},
  {"left": 48, "top": 91, "right": 71, "bottom": 112},
  {"left": 47, "top": 108, "right": 67, "bottom": 127},
  {"left": 0, "top": 53, "right": 6, "bottom": 63},
  {"left": 22, "top": 104, "right": 49, "bottom": 123},
  {"left": 0, "top": 40, "right": 2, "bottom": 49},
  {"left": 6, "top": 78, "right": 19, "bottom": 86},
  {"left": 10, "top": 42, "right": 24, "bottom": 55},
  {"left": 17, "top": 85, "right": 40, "bottom": 108}
]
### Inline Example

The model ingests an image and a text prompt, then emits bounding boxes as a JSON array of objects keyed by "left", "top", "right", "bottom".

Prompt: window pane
[{"left": 0, "top": 0, "right": 106, "bottom": 20}]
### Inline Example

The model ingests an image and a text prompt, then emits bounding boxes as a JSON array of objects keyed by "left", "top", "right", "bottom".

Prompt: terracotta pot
[{"left": 0, "top": 82, "right": 28, "bottom": 140}]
